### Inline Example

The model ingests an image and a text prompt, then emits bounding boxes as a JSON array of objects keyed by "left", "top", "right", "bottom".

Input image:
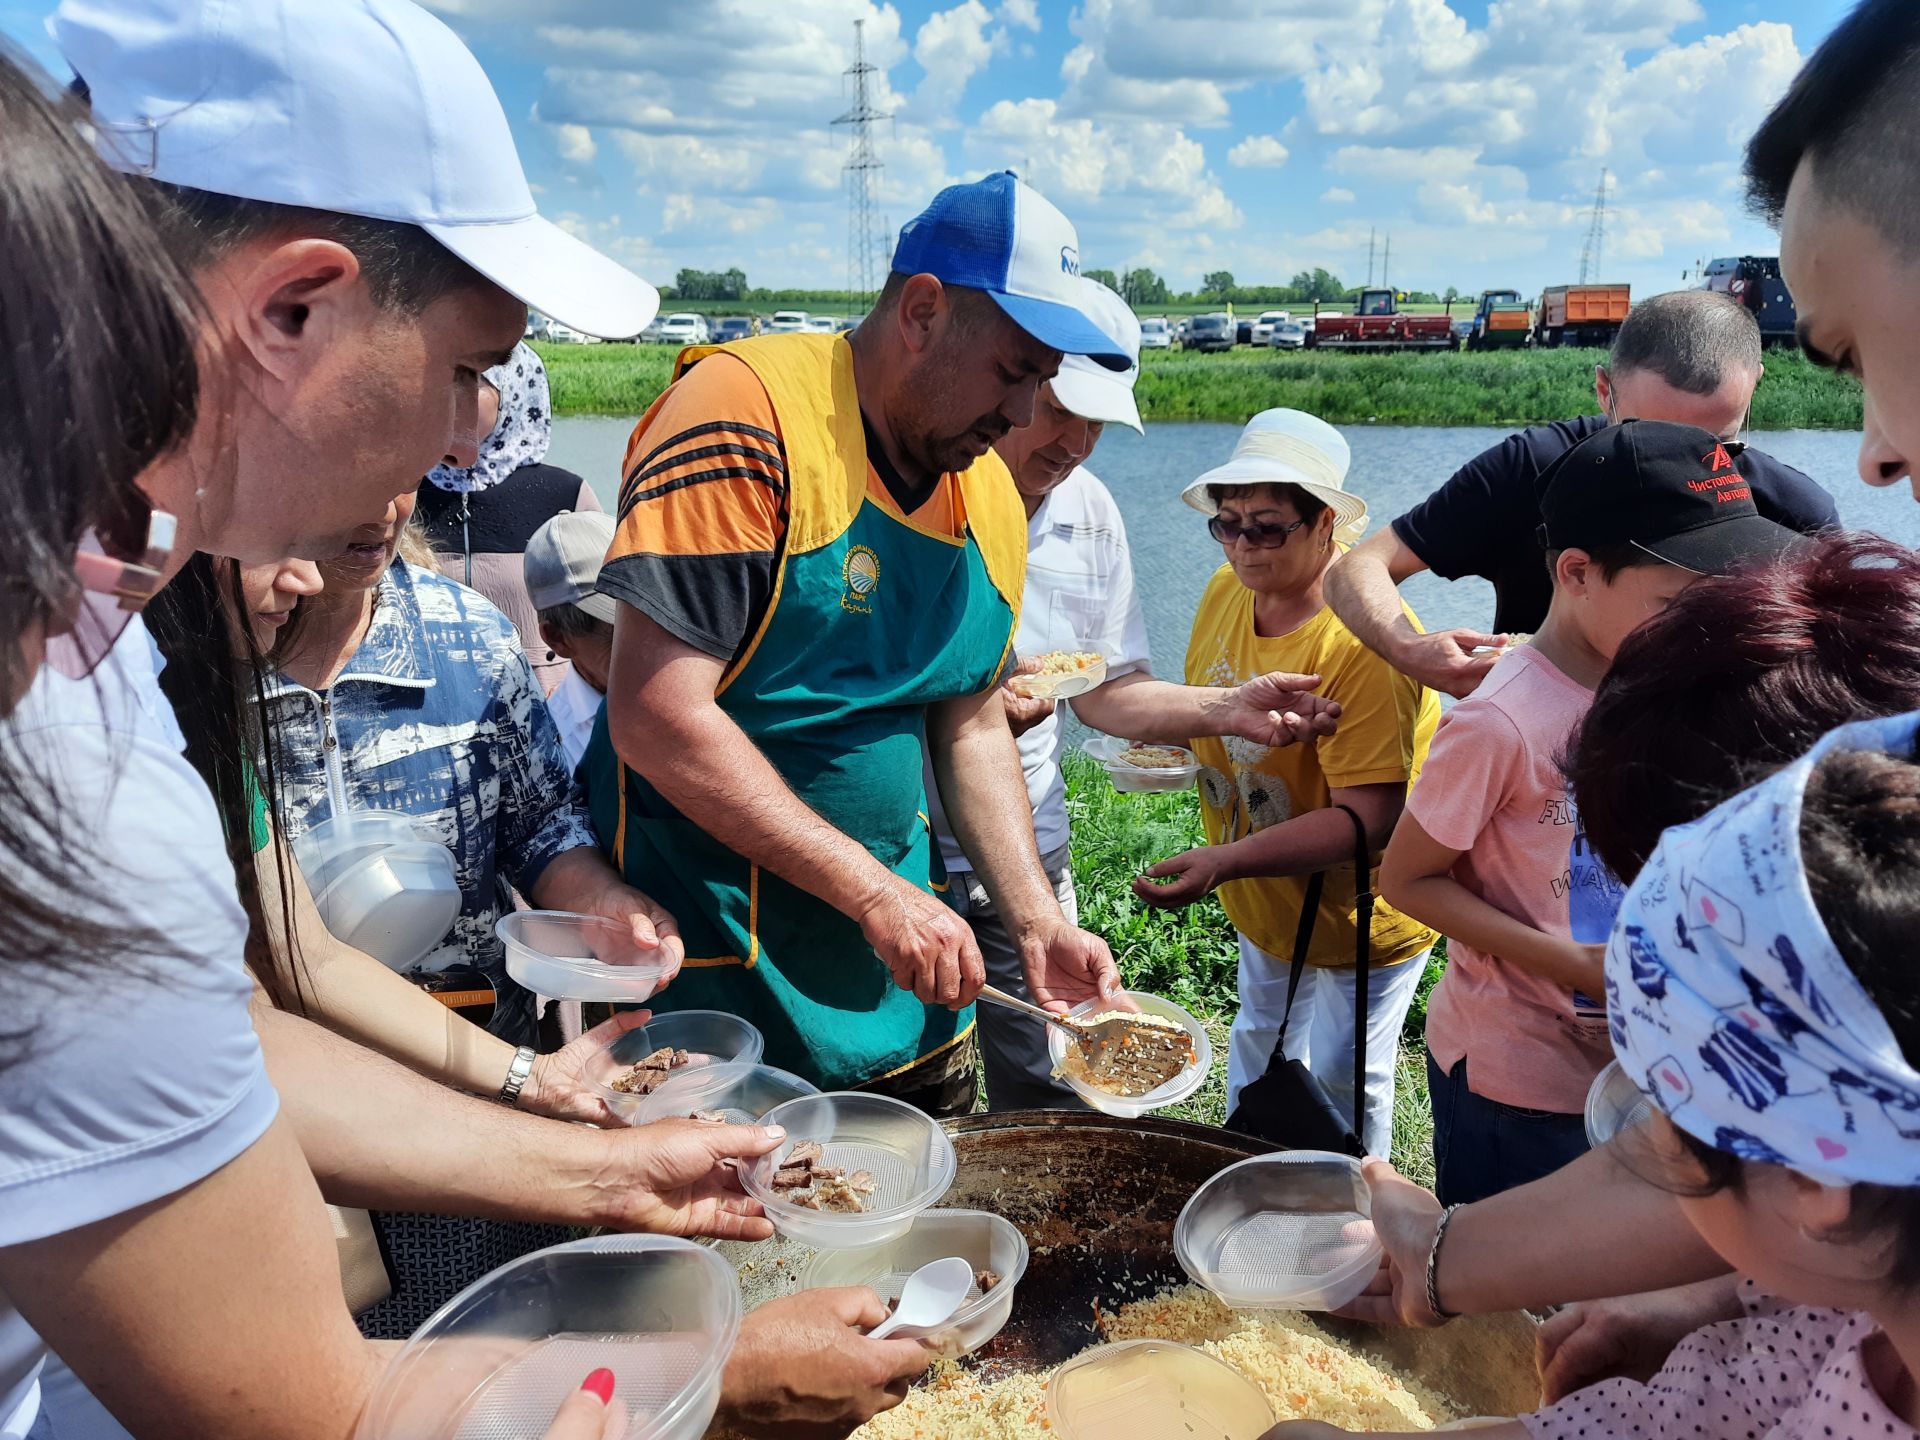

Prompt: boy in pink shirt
[{"left": 1380, "top": 420, "right": 1800, "bottom": 1204}]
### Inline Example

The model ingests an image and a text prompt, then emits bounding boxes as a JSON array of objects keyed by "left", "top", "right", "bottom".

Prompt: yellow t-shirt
[{"left": 1185, "top": 564, "right": 1440, "bottom": 968}]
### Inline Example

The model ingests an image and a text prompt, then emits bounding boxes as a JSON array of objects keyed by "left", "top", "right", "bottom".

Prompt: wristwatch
[{"left": 499, "top": 1045, "right": 536, "bottom": 1106}]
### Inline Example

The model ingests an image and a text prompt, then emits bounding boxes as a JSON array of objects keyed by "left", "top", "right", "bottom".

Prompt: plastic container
[
  {"left": 1045, "top": 990, "right": 1212, "bottom": 1119},
  {"left": 1011, "top": 653, "right": 1107, "bottom": 701},
  {"left": 1045, "top": 1339, "right": 1275, "bottom": 1440},
  {"left": 296, "top": 812, "right": 461, "bottom": 970},
  {"left": 1585, "top": 1059, "right": 1653, "bottom": 1147},
  {"left": 801, "top": 1208, "right": 1028, "bottom": 1356},
  {"left": 625, "top": 1061, "right": 817, "bottom": 1128},
  {"left": 583, "top": 1012, "right": 765, "bottom": 1123},
  {"left": 1175, "top": 1151, "right": 1382, "bottom": 1311},
  {"left": 1080, "top": 735, "right": 1202, "bottom": 794},
  {"left": 354, "top": 1234, "right": 740, "bottom": 1440},
  {"left": 496, "top": 910, "right": 675, "bottom": 1003},
  {"left": 742, "top": 1093, "right": 957, "bottom": 1249}
]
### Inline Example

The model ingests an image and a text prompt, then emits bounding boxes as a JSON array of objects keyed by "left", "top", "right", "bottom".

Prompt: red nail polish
[{"left": 581, "top": 1367, "right": 615, "bottom": 1405}]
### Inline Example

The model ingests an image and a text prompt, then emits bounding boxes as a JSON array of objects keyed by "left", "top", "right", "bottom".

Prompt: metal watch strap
[
  {"left": 498, "top": 1045, "right": 536, "bottom": 1106},
  {"left": 1425, "top": 1203, "right": 1463, "bottom": 1320}
]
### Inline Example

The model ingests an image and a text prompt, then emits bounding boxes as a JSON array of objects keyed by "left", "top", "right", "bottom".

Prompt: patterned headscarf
[
  {"left": 425, "top": 341, "right": 552, "bottom": 494},
  {"left": 1606, "top": 710, "right": 1920, "bottom": 1187}
]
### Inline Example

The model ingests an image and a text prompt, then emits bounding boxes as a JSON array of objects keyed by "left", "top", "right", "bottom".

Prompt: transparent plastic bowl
[
  {"left": 1175, "top": 1151, "right": 1382, "bottom": 1311},
  {"left": 496, "top": 911, "right": 674, "bottom": 1003},
  {"left": 1045, "top": 990, "right": 1212, "bottom": 1119},
  {"left": 308, "top": 840, "right": 462, "bottom": 971},
  {"left": 354, "top": 1235, "right": 741, "bottom": 1440},
  {"left": 1585, "top": 1059, "right": 1653, "bottom": 1147},
  {"left": 1011, "top": 654, "right": 1108, "bottom": 701},
  {"left": 1080, "top": 736, "right": 1201, "bottom": 794},
  {"left": 296, "top": 811, "right": 446, "bottom": 894},
  {"left": 801, "top": 1208, "right": 1027, "bottom": 1356},
  {"left": 623, "top": 1061, "right": 817, "bottom": 1129},
  {"left": 1046, "top": 1339, "right": 1275, "bottom": 1440},
  {"left": 742, "top": 1093, "right": 957, "bottom": 1249},
  {"left": 584, "top": 1013, "right": 766, "bottom": 1124}
]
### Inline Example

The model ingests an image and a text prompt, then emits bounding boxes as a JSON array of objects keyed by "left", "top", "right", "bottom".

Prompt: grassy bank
[
  {"left": 1061, "top": 751, "right": 1442, "bottom": 1186},
  {"left": 534, "top": 340, "right": 1862, "bottom": 431}
]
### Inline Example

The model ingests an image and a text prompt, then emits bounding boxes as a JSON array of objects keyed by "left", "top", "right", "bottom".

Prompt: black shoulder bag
[{"left": 1224, "top": 803, "right": 1374, "bottom": 1156}]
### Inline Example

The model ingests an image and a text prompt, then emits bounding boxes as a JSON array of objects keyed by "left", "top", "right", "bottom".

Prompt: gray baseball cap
[{"left": 524, "top": 511, "right": 619, "bottom": 625}]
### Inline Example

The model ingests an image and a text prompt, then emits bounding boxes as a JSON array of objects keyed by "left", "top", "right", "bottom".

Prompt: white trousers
[{"left": 1227, "top": 934, "right": 1431, "bottom": 1159}]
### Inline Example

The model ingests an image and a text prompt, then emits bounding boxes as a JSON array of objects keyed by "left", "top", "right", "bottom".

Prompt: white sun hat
[
  {"left": 1180, "top": 408, "right": 1369, "bottom": 545},
  {"left": 1048, "top": 277, "right": 1144, "bottom": 434},
  {"left": 52, "top": 0, "right": 660, "bottom": 340}
]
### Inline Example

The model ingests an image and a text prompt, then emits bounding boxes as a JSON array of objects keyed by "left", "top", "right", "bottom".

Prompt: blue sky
[{"left": 3, "top": 0, "right": 1854, "bottom": 301}]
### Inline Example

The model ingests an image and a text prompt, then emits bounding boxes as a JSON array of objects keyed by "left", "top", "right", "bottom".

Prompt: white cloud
[
  {"left": 1321, "top": 187, "right": 1357, "bottom": 204},
  {"left": 1228, "top": 135, "right": 1290, "bottom": 169},
  {"left": 552, "top": 122, "right": 596, "bottom": 166},
  {"left": 912, "top": 0, "right": 1003, "bottom": 118},
  {"left": 998, "top": 0, "right": 1040, "bottom": 32}
]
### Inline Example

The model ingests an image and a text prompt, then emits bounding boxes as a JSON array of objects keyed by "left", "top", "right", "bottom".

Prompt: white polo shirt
[
  {"left": 929, "top": 465, "right": 1152, "bottom": 873},
  {"left": 0, "top": 621, "right": 278, "bottom": 1438}
]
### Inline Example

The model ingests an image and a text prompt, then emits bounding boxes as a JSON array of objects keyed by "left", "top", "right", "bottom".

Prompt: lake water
[{"left": 552, "top": 418, "right": 1914, "bottom": 677}]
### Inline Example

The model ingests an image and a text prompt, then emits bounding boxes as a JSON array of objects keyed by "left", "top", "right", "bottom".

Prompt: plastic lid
[
  {"left": 355, "top": 1235, "right": 740, "bottom": 1440},
  {"left": 1044, "top": 990, "right": 1211, "bottom": 1118},
  {"left": 742, "top": 1092, "right": 956, "bottom": 1250},
  {"left": 496, "top": 910, "right": 674, "bottom": 1003},
  {"left": 1585, "top": 1059, "right": 1653, "bottom": 1147},
  {"left": 623, "top": 1061, "right": 818, "bottom": 1128},
  {"left": 1046, "top": 1340, "right": 1274, "bottom": 1440},
  {"left": 1175, "top": 1151, "right": 1382, "bottom": 1311}
]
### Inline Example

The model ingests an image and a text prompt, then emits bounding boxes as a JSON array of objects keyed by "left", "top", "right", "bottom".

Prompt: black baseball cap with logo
[{"left": 1535, "top": 419, "right": 1804, "bottom": 574}]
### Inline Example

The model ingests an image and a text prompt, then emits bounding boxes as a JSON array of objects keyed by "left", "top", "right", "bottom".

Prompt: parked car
[
  {"left": 1251, "top": 310, "right": 1292, "bottom": 346},
  {"left": 524, "top": 311, "right": 551, "bottom": 341},
  {"left": 1138, "top": 316, "right": 1173, "bottom": 350},
  {"left": 833, "top": 316, "right": 862, "bottom": 334},
  {"left": 1183, "top": 313, "right": 1235, "bottom": 352},
  {"left": 710, "top": 316, "right": 754, "bottom": 344},
  {"left": 656, "top": 313, "right": 711, "bottom": 346},
  {"left": 1269, "top": 320, "right": 1308, "bottom": 350},
  {"left": 544, "top": 321, "right": 599, "bottom": 344},
  {"left": 766, "top": 310, "right": 810, "bottom": 334},
  {"left": 1172, "top": 317, "right": 1192, "bottom": 346},
  {"left": 803, "top": 316, "right": 840, "bottom": 333},
  {"left": 1235, "top": 316, "right": 1255, "bottom": 345}
]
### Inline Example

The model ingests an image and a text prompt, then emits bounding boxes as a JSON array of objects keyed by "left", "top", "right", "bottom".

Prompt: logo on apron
[{"left": 841, "top": 544, "right": 881, "bottom": 614}]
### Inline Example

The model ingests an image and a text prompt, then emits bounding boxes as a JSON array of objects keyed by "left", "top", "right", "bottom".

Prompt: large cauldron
[{"left": 723, "top": 1110, "right": 1543, "bottom": 1420}]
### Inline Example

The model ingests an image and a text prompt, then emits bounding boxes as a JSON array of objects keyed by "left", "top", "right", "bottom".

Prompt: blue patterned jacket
[{"left": 258, "top": 559, "right": 595, "bottom": 1044}]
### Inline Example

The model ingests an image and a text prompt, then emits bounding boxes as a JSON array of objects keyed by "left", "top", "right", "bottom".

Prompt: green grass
[
  {"left": 534, "top": 340, "right": 1863, "bottom": 430},
  {"left": 1059, "top": 751, "right": 1441, "bottom": 1182}
]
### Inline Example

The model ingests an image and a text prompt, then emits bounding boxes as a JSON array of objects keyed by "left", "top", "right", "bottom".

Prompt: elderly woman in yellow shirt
[{"left": 1135, "top": 409, "right": 1440, "bottom": 1157}]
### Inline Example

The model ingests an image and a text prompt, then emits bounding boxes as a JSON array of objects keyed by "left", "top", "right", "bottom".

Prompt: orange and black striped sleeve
[{"left": 597, "top": 353, "right": 789, "bottom": 662}]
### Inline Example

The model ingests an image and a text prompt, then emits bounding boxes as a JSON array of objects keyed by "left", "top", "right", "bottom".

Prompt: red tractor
[{"left": 1310, "top": 289, "right": 1454, "bottom": 350}]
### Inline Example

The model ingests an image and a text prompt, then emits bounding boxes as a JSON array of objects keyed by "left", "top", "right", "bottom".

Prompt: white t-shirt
[
  {"left": 929, "top": 466, "right": 1152, "bottom": 872},
  {"left": 0, "top": 621, "right": 278, "bottom": 1437},
  {"left": 544, "top": 667, "right": 604, "bottom": 773}
]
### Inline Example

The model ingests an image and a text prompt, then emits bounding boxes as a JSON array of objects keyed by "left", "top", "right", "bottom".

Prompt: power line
[
  {"left": 832, "top": 19, "right": 891, "bottom": 310},
  {"left": 1578, "top": 169, "right": 1609, "bottom": 284}
]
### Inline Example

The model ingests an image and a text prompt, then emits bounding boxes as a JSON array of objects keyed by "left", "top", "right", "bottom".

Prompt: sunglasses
[
  {"left": 45, "top": 507, "right": 178, "bottom": 681},
  {"left": 1207, "top": 515, "right": 1308, "bottom": 549}
]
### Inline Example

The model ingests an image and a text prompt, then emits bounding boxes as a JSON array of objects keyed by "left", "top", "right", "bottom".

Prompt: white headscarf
[
  {"left": 425, "top": 341, "right": 552, "bottom": 494},
  {"left": 1607, "top": 710, "right": 1920, "bottom": 1186}
]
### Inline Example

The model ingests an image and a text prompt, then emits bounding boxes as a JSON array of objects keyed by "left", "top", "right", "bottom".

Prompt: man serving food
[{"left": 585, "top": 174, "right": 1127, "bottom": 1113}]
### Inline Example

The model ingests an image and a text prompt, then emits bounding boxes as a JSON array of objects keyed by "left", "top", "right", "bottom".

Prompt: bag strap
[
  {"left": 1272, "top": 869, "right": 1326, "bottom": 1052},
  {"left": 1337, "top": 803, "right": 1374, "bottom": 1146}
]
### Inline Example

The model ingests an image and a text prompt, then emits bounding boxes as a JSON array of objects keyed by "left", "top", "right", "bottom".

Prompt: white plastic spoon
[{"left": 865, "top": 1256, "right": 976, "bottom": 1341}]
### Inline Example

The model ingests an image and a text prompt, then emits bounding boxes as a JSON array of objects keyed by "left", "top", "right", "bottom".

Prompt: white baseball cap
[
  {"left": 525, "top": 511, "right": 618, "bottom": 626},
  {"left": 1048, "top": 277, "right": 1143, "bottom": 435},
  {"left": 1181, "top": 408, "right": 1370, "bottom": 545},
  {"left": 51, "top": 0, "right": 660, "bottom": 340}
]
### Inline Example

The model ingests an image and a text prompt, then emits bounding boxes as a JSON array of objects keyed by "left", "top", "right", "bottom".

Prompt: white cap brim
[
  {"left": 1050, "top": 364, "right": 1144, "bottom": 435},
  {"left": 426, "top": 213, "right": 660, "bottom": 340},
  {"left": 1180, "top": 456, "right": 1370, "bottom": 543}
]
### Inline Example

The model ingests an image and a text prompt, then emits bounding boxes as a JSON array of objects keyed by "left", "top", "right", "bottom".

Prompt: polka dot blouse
[{"left": 1523, "top": 1282, "right": 1916, "bottom": 1440}]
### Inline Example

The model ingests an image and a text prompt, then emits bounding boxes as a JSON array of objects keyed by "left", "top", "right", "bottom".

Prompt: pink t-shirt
[
  {"left": 1412, "top": 645, "right": 1612, "bottom": 1113},
  {"left": 1525, "top": 1283, "right": 1915, "bottom": 1440}
]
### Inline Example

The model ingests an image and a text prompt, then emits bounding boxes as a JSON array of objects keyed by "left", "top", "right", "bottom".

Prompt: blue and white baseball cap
[
  {"left": 50, "top": 0, "right": 660, "bottom": 340},
  {"left": 892, "top": 172, "right": 1130, "bottom": 371},
  {"left": 1049, "top": 277, "right": 1143, "bottom": 434}
]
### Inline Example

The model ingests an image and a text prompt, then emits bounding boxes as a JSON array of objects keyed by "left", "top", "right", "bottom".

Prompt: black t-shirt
[{"left": 1391, "top": 415, "right": 1841, "bottom": 634}]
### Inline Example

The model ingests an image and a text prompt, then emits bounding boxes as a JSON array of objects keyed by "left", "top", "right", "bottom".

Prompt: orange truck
[{"left": 1535, "top": 284, "right": 1631, "bottom": 348}]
